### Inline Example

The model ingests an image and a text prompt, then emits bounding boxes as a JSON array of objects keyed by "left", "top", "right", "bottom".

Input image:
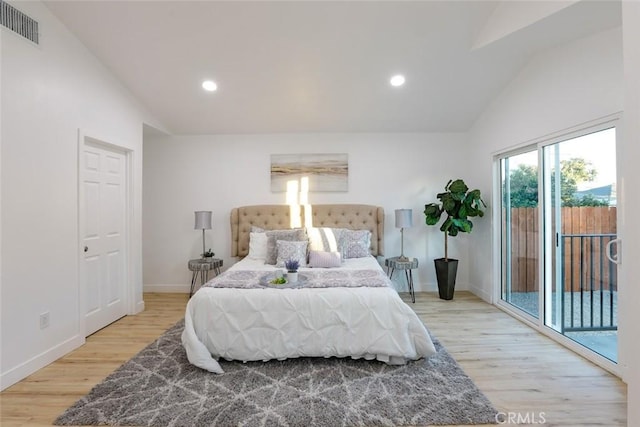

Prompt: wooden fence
[{"left": 507, "top": 207, "right": 617, "bottom": 292}]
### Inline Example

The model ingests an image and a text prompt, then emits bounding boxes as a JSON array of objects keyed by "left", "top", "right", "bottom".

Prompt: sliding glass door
[
  {"left": 542, "top": 127, "right": 618, "bottom": 362},
  {"left": 499, "top": 124, "right": 618, "bottom": 364},
  {"left": 500, "top": 150, "right": 540, "bottom": 318}
]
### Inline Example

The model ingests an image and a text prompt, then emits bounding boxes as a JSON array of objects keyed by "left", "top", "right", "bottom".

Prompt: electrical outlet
[{"left": 40, "top": 311, "right": 50, "bottom": 329}]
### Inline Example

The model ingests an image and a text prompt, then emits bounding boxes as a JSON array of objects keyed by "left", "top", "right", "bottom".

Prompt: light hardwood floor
[{"left": 0, "top": 291, "right": 627, "bottom": 426}]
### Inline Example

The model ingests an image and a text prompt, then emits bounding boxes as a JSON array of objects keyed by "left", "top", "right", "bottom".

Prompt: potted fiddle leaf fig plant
[{"left": 424, "top": 179, "right": 486, "bottom": 300}]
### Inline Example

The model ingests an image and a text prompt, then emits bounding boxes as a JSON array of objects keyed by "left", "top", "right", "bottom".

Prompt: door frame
[
  {"left": 77, "top": 130, "right": 134, "bottom": 337},
  {"left": 492, "top": 113, "right": 622, "bottom": 377}
]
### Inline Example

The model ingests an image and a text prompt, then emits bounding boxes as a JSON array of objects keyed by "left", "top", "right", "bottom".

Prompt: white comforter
[{"left": 182, "top": 256, "right": 437, "bottom": 373}]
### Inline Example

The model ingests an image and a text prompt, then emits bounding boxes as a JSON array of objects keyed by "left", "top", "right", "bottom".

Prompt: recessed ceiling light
[
  {"left": 390, "top": 75, "right": 405, "bottom": 87},
  {"left": 202, "top": 80, "right": 217, "bottom": 92}
]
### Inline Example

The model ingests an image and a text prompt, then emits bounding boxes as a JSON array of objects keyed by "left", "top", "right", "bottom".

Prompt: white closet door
[{"left": 81, "top": 142, "right": 127, "bottom": 336}]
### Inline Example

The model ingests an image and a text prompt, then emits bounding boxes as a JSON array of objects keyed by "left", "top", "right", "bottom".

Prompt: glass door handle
[{"left": 606, "top": 238, "right": 621, "bottom": 264}]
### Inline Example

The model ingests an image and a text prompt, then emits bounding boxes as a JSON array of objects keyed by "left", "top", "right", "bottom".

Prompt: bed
[{"left": 182, "top": 204, "right": 437, "bottom": 373}]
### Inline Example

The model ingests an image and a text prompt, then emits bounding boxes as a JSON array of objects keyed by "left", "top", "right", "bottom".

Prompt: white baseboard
[
  {"left": 469, "top": 283, "right": 493, "bottom": 303},
  {"left": 418, "top": 281, "right": 492, "bottom": 301},
  {"left": 143, "top": 283, "right": 190, "bottom": 293},
  {"left": 414, "top": 282, "right": 438, "bottom": 292},
  {"left": 0, "top": 334, "right": 84, "bottom": 391},
  {"left": 135, "top": 300, "right": 145, "bottom": 314}
]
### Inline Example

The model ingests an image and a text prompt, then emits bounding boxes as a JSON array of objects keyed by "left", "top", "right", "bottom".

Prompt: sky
[{"left": 506, "top": 127, "right": 616, "bottom": 190}]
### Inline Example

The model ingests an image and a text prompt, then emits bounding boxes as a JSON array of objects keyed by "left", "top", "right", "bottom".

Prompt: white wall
[
  {"left": 0, "top": 13, "right": 3, "bottom": 391},
  {"left": 0, "top": 2, "right": 161, "bottom": 389},
  {"left": 467, "top": 27, "right": 623, "bottom": 302},
  {"left": 621, "top": 2, "right": 640, "bottom": 425},
  {"left": 142, "top": 132, "right": 474, "bottom": 293}
]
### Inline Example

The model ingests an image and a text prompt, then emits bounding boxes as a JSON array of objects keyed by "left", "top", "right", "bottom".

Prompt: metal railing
[{"left": 561, "top": 233, "right": 617, "bottom": 332}]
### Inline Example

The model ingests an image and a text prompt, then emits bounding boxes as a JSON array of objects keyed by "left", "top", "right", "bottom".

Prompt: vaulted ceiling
[{"left": 44, "top": 1, "right": 621, "bottom": 135}]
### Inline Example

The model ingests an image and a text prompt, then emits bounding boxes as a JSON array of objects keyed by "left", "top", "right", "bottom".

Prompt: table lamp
[
  {"left": 194, "top": 211, "right": 212, "bottom": 259},
  {"left": 395, "top": 208, "right": 413, "bottom": 262}
]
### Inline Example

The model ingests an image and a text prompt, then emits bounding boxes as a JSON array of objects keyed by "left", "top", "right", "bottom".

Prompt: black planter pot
[{"left": 434, "top": 258, "right": 459, "bottom": 300}]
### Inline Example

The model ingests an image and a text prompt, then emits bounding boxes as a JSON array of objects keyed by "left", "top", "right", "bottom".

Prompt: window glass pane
[
  {"left": 500, "top": 150, "right": 540, "bottom": 318},
  {"left": 543, "top": 127, "right": 618, "bottom": 362}
]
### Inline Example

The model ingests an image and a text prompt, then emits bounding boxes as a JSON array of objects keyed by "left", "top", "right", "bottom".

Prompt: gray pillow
[
  {"left": 342, "top": 229, "right": 371, "bottom": 259},
  {"left": 276, "top": 240, "right": 308, "bottom": 268},
  {"left": 265, "top": 229, "right": 307, "bottom": 265}
]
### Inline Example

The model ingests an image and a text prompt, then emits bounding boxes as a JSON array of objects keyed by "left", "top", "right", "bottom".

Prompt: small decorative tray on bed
[{"left": 259, "top": 273, "right": 308, "bottom": 288}]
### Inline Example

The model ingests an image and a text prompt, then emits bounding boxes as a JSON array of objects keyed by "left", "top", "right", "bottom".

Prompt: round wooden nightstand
[
  {"left": 385, "top": 256, "right": 418, "bottom": 303},
  {"left": 188, "top": 258, "right": 222, "bottom": 297}
]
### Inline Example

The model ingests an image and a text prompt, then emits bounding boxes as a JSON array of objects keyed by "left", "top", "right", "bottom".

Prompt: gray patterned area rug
[{"left": 54, "top": 320, "right": 497, "bottom": 426}]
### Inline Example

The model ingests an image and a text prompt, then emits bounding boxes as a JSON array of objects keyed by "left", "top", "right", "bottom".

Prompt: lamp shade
[
  {"left": 395, "top": 209, "right": 413, "bottom": 228},
  {"left": 194, "top": 211, "right": 212, "bottom": 230}
]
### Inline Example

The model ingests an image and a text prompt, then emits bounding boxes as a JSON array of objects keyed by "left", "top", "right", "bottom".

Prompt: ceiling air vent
[{"left": 1, "top": 0, "right": 39, "bottom": 44}]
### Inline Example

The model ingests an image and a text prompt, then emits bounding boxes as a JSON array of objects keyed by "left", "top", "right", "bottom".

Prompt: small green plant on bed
[{"left": 285, "top": 259, "right": 299, "bottom": 272}]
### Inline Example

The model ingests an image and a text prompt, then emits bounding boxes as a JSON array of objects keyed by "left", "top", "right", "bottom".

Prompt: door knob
[{"left": 84, "top": 246, "right": 88, "bottom": 252}]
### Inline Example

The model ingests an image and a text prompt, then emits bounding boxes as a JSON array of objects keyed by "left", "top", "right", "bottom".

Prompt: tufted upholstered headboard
[{"left": 231, "top": 204, "right": 384, "bottom": 258}]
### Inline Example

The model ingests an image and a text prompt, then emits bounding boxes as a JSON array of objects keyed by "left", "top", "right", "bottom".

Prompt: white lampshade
[
  {"left": 395, "top": 209, "right": 413, "bottom": 228},
  {"left": 194, "top": 211, "right": 212, "bottom": 230}
]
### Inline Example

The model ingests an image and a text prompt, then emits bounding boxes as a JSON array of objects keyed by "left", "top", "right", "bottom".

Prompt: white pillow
[
  {"left": 308, "top": 250, "right": 342, "bottom": 268},
  {"left": 307, "top": 227, "right": 345, "bottom": 252},
  {"left": 275, "top": 240, "right": 308, "bottom": 268},
  {"left": 247, "top": 232, "right": 268, "bottom": 260}
]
